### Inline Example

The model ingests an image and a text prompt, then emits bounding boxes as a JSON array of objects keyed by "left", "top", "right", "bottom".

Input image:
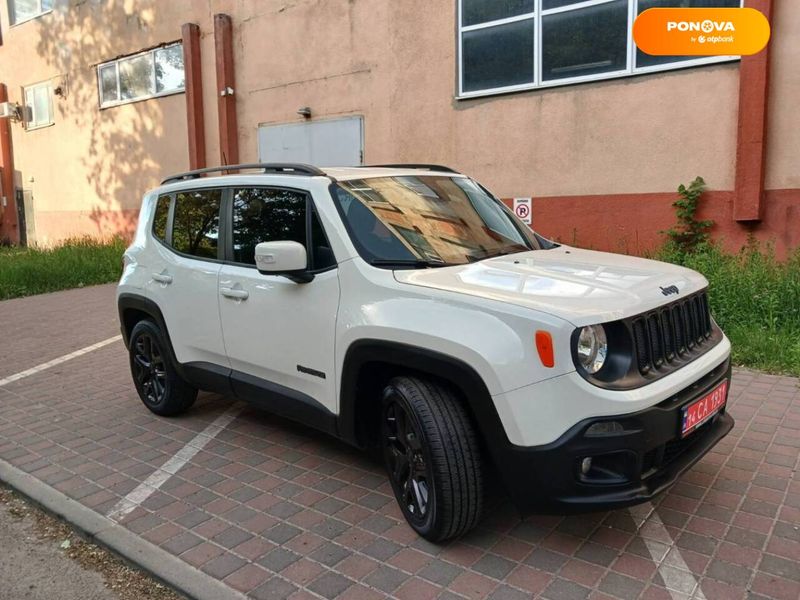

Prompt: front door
[{"left": 218, "top": 186, "right": 340, "bottom": 415}]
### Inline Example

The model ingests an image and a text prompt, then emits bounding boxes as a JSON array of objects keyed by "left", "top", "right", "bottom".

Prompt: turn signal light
[{"left": 535, "top": 331, "right": 555, "bottom": 368}]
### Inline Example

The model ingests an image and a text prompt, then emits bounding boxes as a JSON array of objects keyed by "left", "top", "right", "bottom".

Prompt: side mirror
[{"left": 254, "top": 241, "right": 314, "bottom": 283}]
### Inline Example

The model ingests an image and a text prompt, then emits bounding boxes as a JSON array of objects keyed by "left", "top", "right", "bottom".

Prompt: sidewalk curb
[{"left": 0, "top": 459, "right": 247, "bottom": 600}]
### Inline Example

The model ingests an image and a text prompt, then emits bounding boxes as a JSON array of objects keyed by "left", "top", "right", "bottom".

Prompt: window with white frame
[
  {"left": 458, "top": 0, "right": 742, "bottom": 98},
  {"left": 23, "top": 81, "right": 54, "bottom": 129},
  {"left": 8, "top": 0, "right": 52, "bottom": 25},
  {"left": 97, "top": 43, "right": 185, "bottom": 108}
]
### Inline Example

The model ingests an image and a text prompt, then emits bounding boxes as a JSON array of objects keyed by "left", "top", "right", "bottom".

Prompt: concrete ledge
[{"left": 0, "top": 458, "right": 247, "bottom": 600}]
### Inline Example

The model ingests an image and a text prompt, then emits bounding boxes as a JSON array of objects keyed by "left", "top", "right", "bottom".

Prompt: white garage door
[{"left": 257, "top": 116, "right": 363, "bottom": 167}]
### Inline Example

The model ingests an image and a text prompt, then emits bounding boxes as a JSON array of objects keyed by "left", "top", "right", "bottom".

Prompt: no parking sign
[{"left": 513, "top": 197, "right": 532, "bottom": 225}]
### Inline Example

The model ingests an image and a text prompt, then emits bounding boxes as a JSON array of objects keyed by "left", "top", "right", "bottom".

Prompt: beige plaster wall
[
  {"left": 765, "top": 0, "right": 800, "bottom": 191},
  {"left": 0, "top": 0, "right": 795, "bottom": 245}
]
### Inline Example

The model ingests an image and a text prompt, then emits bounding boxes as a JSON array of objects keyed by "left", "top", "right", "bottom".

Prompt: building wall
[
  {"left": 0, "top": 0, "right": 797, "bottom": 254},
  {"left": 0, "top": 0, "right": 200, "bottom": 245},
  {"left": 764, "top": 0, "right": 800, "bottom": 191}
]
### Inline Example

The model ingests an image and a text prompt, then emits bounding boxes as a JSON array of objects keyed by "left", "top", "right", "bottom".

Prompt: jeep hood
[{"left": 393, "top": 246, "right": 708, "bottom": 326}]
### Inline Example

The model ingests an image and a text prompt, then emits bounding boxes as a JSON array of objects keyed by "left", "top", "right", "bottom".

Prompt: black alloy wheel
[
  {"left": 380, "top": 376, "right": 484, "bottom": 541},
  {"left": 383, "top": 397, "right": 433, "bottom": 524},
  {"left": 128, "top": 319, "right": 196, "bottom": 416},
  {"left": 132, "top": 332, "right": 167, "bottom": 407}
]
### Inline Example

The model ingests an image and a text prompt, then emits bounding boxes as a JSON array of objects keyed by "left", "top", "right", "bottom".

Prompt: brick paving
[
  {"left": 0, "top": 284, "right": 118, "bottom": 378},
  {"left": 0, "top": 283, "right": 798, "bottom": 599}
]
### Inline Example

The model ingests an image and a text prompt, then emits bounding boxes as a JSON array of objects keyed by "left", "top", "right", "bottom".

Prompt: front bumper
[{"left": 492, "top": 358, "right": 733, "bottom": 514}]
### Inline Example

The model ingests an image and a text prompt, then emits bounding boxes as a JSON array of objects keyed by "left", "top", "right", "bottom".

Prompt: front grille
[{"left": 631, "top": 291, "right": 713, "bottom": 375}]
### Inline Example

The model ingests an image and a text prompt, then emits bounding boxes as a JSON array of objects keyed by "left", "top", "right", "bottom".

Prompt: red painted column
[
  {"left": 733, "top": 0, "right": 773, "bottom": 222},
  {"left": 182, "top": 23, "right": 206, "bottom": 171},
  {"left": 214, "top": 14, "right": 239, "bottom": 169},
  {"left": 0, "top": 83, "right": 19, "bottom": 244}
]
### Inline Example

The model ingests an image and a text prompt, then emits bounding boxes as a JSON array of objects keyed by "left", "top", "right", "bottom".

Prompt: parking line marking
[
  {"left": 0, "top": 335, "right": 123, "bottom": 387},
  {"left": 634, "top": 503, "right": 706, "bottom": 599},
  {"left": 107, "top": 405, "right": 243, "bottom": 522}
]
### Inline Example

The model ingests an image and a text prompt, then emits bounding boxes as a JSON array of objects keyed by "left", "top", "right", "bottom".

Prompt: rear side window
[
  {"left": 231, "top": 188, "right": 308, "bottom": 265},
  {"left": 152, "top": 194, "right": 170, "bottom": 241},
  {"left": 172, "top": 189, "right": 222, "bottom": 259}
]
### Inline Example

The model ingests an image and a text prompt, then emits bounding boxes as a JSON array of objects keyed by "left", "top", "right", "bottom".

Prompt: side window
[
  {"left": 152, "top": 194, "right": 170, "bottom": 242},
  {"left": 231, "top": 188, "right": 307, "bottom": 266},
  {"left": 171, "top": 189, "right": 221, "bottom": 259}
]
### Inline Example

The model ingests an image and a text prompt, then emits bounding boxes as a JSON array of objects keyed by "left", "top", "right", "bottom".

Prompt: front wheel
[
  {"left": 381, "top": 376, "right": 484, "bottom": 542},
  {"left": 128, "top": 320, "right": 196, "bottom": 416}
]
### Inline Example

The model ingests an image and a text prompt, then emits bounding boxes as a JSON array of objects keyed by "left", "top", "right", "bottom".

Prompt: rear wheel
[
  {"left": 381, "top": 376, "right": 484, "bottom": 541},
  {"left": 129, "top": 320, "right": 196, "bottom": 416}
]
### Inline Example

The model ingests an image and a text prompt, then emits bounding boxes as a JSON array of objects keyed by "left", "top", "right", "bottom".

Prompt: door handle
[
  {"left": 152, "top": 272, "right": 173, "bottom": 284},
  {"left": 220, "top": 287, "right": 249, "bottom": 301}
]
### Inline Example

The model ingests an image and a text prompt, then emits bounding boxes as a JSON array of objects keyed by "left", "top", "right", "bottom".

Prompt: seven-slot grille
[{"left": 631, "top": 291, "right": 713, "bottom": 374}]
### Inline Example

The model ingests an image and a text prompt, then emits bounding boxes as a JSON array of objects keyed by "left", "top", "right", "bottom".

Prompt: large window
[
  {"left": 23, "top": 81, "right": 53, "bottom": 129},
  {"left": 97, "top": 43, "right": 185, "bottom": 108},
  {"left": 8, "top": 0, "right": 52, "bottom": 25},
  {"left": 458, "top": 0, "right": 742, "bottom": 98}
]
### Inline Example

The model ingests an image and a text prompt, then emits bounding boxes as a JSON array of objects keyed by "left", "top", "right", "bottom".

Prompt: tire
[
  {"left": 128, "top": 319, "right": 196, "bottom": 416},
  {"left": 381, "top": 376, "right": 484, "bottom": 542}
]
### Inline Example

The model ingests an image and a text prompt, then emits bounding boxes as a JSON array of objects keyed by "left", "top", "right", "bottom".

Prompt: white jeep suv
[{"left": 117, "top": 163, "right": 733, "bottom": 541}]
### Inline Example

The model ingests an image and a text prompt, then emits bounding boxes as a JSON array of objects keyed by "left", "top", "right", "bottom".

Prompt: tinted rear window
[
  {"left": 171, "top": 189, "right": 222, "bottom": 259},
  {"left": 152, "top": 194, "right": 170, "bottom": 241}
]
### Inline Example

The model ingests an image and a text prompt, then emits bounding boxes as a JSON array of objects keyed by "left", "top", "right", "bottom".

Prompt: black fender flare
[
  {"left": 118, "top": 292, "right": 181, "bottom": 372},
  {"left": 337, "top": 339, "right": 512, "bottom": 464}
]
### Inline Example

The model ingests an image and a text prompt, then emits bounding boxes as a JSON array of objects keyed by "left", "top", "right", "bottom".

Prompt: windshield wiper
[
  {"left": 474, "top": 248, "right": 526, "bottom": 262},
  {"left": 370, "top": 259, "right": 447, "bottom": 269}
]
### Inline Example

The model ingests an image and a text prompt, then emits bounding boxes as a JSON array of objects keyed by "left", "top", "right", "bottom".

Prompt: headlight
[{"left": 576, "top": 325, "right": 607, "bottom": 374}]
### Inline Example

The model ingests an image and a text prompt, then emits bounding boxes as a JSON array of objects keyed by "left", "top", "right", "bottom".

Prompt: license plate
[{"left": 681, "top": 380, "right": 728, "bottom": 438}]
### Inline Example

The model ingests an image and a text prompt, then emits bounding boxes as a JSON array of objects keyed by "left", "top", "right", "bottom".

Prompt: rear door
[
  {"left": 147, "top": 189, "right": 228, "bottom": 368},
  {"left": 218, "top": 186, "right": 340, "bottom": 415}
]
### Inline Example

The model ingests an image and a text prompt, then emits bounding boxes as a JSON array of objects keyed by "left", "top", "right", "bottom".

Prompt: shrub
[
  {"left": 661, "top": 176, "right": 714, "bottom": 256},
  {"left": 655, "top": 241, "right": 800, "bottom": 376},
  {"left": 0, "top": 237, "right": 126, "bottom": 300}
]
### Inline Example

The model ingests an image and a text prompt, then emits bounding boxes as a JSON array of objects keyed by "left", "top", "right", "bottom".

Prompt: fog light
[
  {"left": 580, "top": 457, "right": 593, "bottom": 475},
  {"left": 585, "top": 421, "right": 625, "bottom": 437}
]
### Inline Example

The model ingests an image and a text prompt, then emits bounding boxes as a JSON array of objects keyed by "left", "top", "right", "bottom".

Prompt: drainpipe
[
  {"left": 182, "top": 23, "right": 206, "bottom": 170},
  {"left": 214, "top": 14, "right": 239, "bottom": 169},
  {"left": 0, "top": 83, "right": 19, "bottom": 244},
  {"left": 733, "top": 0, "right": 773, "bottom": 222}
]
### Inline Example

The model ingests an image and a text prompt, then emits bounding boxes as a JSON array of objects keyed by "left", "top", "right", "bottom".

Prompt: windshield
[{"left": 332, "top": 176, "right": 542, "bottom": 267}]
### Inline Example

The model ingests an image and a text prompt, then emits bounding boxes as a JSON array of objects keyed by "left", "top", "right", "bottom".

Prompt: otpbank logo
[{"left": 634, "top": 8, "right": 770, "bottom": 56}]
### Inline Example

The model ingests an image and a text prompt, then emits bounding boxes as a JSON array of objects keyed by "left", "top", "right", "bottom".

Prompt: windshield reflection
[{"left": 333, "top": 176, "right": 540, "bottom": 267}]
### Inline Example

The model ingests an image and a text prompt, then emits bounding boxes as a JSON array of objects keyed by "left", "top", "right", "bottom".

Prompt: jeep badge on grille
[{"left": 660, "top": 285, "right": 680, "bottom": 296}]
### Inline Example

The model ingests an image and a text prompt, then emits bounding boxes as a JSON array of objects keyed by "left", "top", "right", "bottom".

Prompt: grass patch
[
  {"left": 0, "top": 237, "right": 126, "bottom": 300},
  {"left": 656, "top": 241, "right": 800, "bottom": 376}
]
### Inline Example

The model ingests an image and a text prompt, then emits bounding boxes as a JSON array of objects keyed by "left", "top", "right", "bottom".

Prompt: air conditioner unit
[{"left": 0, "top": 102, "right": 19, "bottom": 120}]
